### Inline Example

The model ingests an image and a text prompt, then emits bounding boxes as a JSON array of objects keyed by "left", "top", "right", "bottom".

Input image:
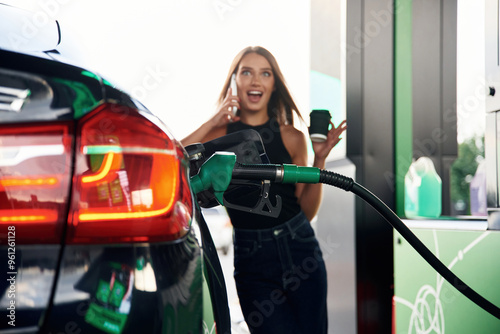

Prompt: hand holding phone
[{"left": 230, "top": 73, "right": 238, "bottom": 115}]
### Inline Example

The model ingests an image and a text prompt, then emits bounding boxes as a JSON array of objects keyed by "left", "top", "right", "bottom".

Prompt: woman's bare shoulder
[
  {"left": 280, "top": 124, "right": 307, "bottom": 161},
  {"left": 280, "top": 124, "right": 306, "bottom": 144}
]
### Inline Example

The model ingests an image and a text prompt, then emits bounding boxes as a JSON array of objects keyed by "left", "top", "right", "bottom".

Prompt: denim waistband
[{"left": 233, "top": 211, "right": 308, "bottom": 242}]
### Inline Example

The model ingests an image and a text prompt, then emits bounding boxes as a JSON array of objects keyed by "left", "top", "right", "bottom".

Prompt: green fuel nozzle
[
  {"left": 189, "top": 152, "right": 331, "bottom": 217},
  {"left": 189, "top": 152, "right": 236, "bottom": 204},
  {"left": 190, "top": 152, "right": 355, "bottom": 197},
  {"left": 189, "top": 152, "right": 323, "bottom": 199}
]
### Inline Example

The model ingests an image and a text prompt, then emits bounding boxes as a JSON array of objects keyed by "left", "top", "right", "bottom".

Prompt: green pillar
[{"left": 394, "top": 0, "right": 413, "bottom": 216}]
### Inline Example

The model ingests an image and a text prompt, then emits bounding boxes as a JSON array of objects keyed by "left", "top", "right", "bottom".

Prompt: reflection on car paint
[{"left": 80, "top": 262, "right": 132, "bottom": 334}]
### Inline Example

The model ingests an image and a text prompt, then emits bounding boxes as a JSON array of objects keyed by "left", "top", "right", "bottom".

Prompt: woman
[{"left": 182, "top": 46, "right": 346, "bottom": 333}]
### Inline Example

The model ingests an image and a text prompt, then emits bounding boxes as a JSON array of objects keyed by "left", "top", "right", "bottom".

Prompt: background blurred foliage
[{"left": 450, "top": 136, "right": 485, "bottom": 215}]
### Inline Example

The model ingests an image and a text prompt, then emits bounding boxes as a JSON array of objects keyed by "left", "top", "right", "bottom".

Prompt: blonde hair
[{"left": 218, "top": 46, "right": 303, "bottom": 125}]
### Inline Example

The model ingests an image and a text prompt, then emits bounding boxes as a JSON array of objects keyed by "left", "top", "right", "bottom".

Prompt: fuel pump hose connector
[{"left": 232, "top": 163, "right": 356, "bottom": 191}]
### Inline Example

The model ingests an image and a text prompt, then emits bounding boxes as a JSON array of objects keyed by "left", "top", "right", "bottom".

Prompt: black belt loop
[{"left": 256, "top": 229, "right": 263, "bottom": 246}]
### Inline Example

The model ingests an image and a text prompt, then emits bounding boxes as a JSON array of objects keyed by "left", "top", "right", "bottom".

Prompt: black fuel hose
[
  {"left": 319, "top": 169, "right": 500, "bottom": 320},
  {"left": 229, "top": 163, "right": 500, "bottom": 319}
]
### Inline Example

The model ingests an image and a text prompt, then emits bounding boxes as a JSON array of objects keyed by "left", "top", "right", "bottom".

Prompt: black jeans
[{"left": 233, "top": 212, "right": 328, "bottom": 333}]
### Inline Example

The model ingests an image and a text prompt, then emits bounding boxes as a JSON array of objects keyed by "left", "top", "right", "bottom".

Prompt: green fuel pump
[{"left": 190, "top": 150, "right": 500, "bottom": 321}]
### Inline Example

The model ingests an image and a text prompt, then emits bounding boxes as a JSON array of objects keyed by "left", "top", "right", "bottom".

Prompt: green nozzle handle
[{"left": 190, "top": 152, "right": 236, "bottom": 204}]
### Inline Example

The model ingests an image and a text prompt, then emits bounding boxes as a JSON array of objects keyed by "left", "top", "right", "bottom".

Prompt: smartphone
[{"left": 230, "top": 73, "right": 238, "bottom": 115}]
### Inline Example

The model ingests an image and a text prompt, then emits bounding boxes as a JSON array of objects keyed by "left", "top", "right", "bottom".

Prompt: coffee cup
[{"left": 309, "top": 109, "right": 331, "bottom": 142}]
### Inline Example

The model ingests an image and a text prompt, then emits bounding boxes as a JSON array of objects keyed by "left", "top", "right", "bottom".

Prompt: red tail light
[
  {"left": 68, "top": 103, "right": 193, "bottom": 244},
  {"left": 0, "top": 104, "right": 192, "bottom": 245},
  {"left": 0, "top": 123, "right": 73, "bottom": 244}
]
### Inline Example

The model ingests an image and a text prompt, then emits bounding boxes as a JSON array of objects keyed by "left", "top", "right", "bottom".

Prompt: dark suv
[{"left": 0, "top": 4, "right": 229, "bottom": 334}]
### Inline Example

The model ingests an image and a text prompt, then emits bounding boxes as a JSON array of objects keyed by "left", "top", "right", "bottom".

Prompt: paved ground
[{"left": 218, "top": 246, "right": 249, "bottom": 334}]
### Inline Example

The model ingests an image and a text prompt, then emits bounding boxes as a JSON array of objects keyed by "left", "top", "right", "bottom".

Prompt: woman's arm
[
  {"left": 181, "top": 87, "right": 240, "bottom": 146},
  {"left": 181, "top": 120, "right": 225, "bottom": 146},
  {"left": 282, "top": 120, "right": 347, "bottom": 221}
]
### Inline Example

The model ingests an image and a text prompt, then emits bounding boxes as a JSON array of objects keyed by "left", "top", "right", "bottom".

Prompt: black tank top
[{"left": 226, "top": 118, "right": 301, "bottom": 229}]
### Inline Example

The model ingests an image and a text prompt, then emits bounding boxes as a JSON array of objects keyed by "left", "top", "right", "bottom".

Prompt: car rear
[{"left": 0, "top": 4, "right": 220, "bottom": 333}]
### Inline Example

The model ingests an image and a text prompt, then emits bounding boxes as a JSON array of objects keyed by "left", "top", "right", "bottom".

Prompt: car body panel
[
  {"left": 45, "top": 236, "right": 205, "bottom": 334},
  {"left": 0, "top": 3, "right": 229, "bottom": 333}
]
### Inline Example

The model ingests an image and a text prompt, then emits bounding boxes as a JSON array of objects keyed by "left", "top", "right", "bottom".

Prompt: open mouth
[{"left": 247, "top": 90, "right": 263, "bottom": 103}]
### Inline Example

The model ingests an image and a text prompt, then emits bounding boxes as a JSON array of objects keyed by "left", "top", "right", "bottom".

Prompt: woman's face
[{"left": 236, "top": 52, "right": 275, "bottom": 116}]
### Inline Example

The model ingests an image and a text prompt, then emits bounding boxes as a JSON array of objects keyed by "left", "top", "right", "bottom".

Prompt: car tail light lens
[
  {"left": 68, "top": 103, "right": 193, "bottom": 244},
  {"left": 0, "top": 123, "right": 73, "bottom": 244}
]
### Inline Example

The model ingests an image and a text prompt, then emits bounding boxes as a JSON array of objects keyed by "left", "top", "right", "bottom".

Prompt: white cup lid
[{"left": 310, "top": 133, "right": 327, "bottom": 142}]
